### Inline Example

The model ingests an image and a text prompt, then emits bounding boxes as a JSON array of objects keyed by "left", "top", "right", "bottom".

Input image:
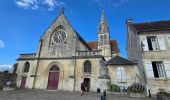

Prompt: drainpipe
[
  {"left": 73, "top": 36, "right": 77, "bottom": 92},
  {"left": 32, "top": 39, "right": 43, "bottom": 89}
]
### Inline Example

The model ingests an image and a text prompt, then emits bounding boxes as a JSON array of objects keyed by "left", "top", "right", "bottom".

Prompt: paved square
[{"left": 0, "top": 89, "right": 156, "bottom": 100}]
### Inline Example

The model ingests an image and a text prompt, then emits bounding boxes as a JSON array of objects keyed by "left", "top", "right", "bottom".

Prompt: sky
[{"left": 0, "top": 0, "right": 170, "bottom": 71}]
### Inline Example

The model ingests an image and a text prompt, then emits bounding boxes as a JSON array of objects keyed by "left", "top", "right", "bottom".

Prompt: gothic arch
[
  {"left": 46, "top": 62, "right": 64, "bottom": 90},
  {"left": 23, "top": 61, "right": 30, "bottom": 73},
  {"left": 12, "top": 63, "right": 18, "bottom": 74}
]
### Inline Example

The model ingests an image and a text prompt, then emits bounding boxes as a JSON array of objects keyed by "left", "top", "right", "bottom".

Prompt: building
[
  {"left": 12, "top": 9, "right": 139, "bottom": 92},
  {"left": 127, "top": 20, "right": 170, "bottom": 94}
]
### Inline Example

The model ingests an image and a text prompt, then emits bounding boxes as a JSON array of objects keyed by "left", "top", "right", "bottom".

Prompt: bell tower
[{"left": 98, "top": 10, "right": 111, "bottom": 61}]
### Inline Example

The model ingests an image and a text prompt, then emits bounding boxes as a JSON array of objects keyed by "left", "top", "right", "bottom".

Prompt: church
[{"left": 12, "top": 9, "right": 139, "bottom": 92}]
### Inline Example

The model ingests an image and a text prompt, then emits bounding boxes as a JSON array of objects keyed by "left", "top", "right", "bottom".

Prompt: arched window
[
  {"left": 116, "top": 67, "right": 126, "bottom": 83},
  {"left": 13, "top": 63, "right": 18, "bottom": 74},
  {"left": 50, "top": 65, "right": 60, "bottom": 72},
  {"left": 23, "top": 62, "right": 30, "bottom": 72},
  {"left": 100, "top": 35, "right": 104, "bottom": 45},
  {"left": 103, "top": 34, "right": 108, "bottom": 44},
  {"left": 52, "top": 25, "right": 67, "bottom": 45},
  {"left": 84, "top": 61, "right": 91, "bottom": 73}
]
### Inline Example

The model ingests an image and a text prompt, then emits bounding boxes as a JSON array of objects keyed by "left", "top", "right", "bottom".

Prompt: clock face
[{"left": 53, "top": 29, "right": 66, "bottom": 44}]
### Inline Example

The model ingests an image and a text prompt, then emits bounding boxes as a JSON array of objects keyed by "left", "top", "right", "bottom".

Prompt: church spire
[
  {"left": 60, "top": 6, "right": 65, "bottom": 15},
  {"left": 99, "top": 9, "right": 109, "bottom": 34}
]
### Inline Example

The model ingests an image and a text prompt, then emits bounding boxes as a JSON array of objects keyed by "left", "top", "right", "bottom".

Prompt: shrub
[{"left": 107, "top": 81, "right": 120, "bottom": 92}]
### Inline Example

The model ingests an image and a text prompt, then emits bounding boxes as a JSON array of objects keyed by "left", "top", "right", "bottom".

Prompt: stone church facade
[{"left": 12, "top": 9, "right": 139, "bottom": 92}]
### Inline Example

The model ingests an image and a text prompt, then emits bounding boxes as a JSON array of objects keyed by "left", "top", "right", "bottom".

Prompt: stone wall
[{"left": 108, "top": 65, "right": 139, "bottom": 88}]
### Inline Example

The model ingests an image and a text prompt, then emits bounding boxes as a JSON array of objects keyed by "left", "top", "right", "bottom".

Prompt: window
[
  {"left": 116, "top": 67, "right": 126, "bottom": 82},
  {"left": 103, "top": 34, "right": 108, "bottom": 44},
  {"left": 13, "top": 63, "right": 18, "bottom": 74},
  {"left": 100, "top": 35, "right": 104, "bottom": 45},
  {"left": 147, "top": 36, "right": 159, "bottom": 51},
  {"left": 53, "top": 29, "right": 66, "bottom": 44},
  {"left": 167, "top": 36, "right": 170, "bottom": 47},
  {"left": 50, "top": 65, "right": 60, "bottom": 72},
  {"left": 23, "top": 62, "right": 30, "bottom": 72},
  {"left": 152, "top": 61, "right": 165, "bottom": 78},
  {"left": 84, "top": 61, "right": 91, "bottom": 73},
  {"left": 51, "top": 25, "right": 67, "bottom": 45}
]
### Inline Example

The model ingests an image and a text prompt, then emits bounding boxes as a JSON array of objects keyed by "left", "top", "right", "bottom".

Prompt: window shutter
[
  {"left": 140, "top": 36, "right": 149, "bottom": 51},
  {"left": 117, "top": 68, "right": 121, "bottom": 82},
  {"left": 121, "top": 67, "right": 126, "bottom": 82},
  {"left": 163, "top": 61, "right": 170, "bottom": 79},
  {"left": 144, "top": 61, "right": 154, "bottom": 78},
  {"left": 167, "top": 35, "right": 170, "bottom": 48},
  {"left": 157, "top": 35, "right": 166, "bottom": 50}
]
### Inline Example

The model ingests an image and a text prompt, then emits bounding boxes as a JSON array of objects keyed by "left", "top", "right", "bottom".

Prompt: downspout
[
  {"left": 32, "top": 39, "right": 43, "bottom": 89},
  {"left": 73, "top": 36, "right": 77, "bottom": 92}
]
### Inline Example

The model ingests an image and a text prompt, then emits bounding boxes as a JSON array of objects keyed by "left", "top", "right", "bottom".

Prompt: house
[{"left": 127, "top": 19, "right": 170, "bottom": 94}]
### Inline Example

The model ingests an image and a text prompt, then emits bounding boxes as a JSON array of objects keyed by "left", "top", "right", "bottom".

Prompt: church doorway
[
  {"left": 47, "top": 65, "right": 60, "bottom": 90},
  {"left": 20, "top": 77, "right": 27, "bottom": 88},
  {"left": 83, "top": 78, "right": 90, "bottom": 92}
]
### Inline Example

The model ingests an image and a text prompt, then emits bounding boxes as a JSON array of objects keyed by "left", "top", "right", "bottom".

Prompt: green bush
[{"left": 107, "top": 81, "right": 120, "bottom": 92}]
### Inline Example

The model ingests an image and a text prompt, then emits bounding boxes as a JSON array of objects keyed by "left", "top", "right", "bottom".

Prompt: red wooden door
[
  {"left": 20, "top": 77, "right": 27, "bottom": 88},
  {"left": 47, "top": 72, "right": 59, "bottom": 90}
]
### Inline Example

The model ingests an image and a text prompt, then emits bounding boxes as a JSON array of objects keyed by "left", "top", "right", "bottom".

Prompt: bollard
[
  {"left": 103, "top": 90, "right": 106, "bottom": 97},
  {"left": 100, "top": 95, "right": 105, "bottom": 100},
  {"left": 148, "top": 89, "right": 151, "bottom": 98}
]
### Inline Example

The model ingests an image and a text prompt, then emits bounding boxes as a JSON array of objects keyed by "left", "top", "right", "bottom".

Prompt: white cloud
[
  {"left": 90, "top": 0, "right": 129, "bottom": 7},
  {"left": 0, "top": 40, "right": 5, "bottom": 48},
  {"left": 88, "top": 0, "right": 104, "bottom": 7},
  {"left": 15, "top": 0, "right": 65, "bottom": 11},
  {"left": 113, "top": 0, "right": 129, "bottom": 7},
  {"left": 0, "top": 64, "right": 12, "bottom": 72},
  {"left": 43, "top": 0, "right": 65, "bottom": 11},
  {"left": 15, "top": 0, "right": 39, "bottom": 9}
]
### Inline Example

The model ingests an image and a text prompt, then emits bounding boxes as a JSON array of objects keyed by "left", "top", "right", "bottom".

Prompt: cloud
[
  {"left": 88, "top": 0, "right": 104, "bottom": 7},
  {"left": 89, "top": 0, "right": 129, "bottom": 7},
  {"left": 43, "top": 0, "right": 65, "bottom": 11},
  {"left": 15, "top": 0, "right": 39, "bottom": 9},
  {"left": 0, "top": 64, "right": 12, "bottom": 72},
  {"left": 113, "top": 0, "right": 129, "bottom": 7},
  {"left": 0, "top": 40, "right": 5, "bottom": 48},
  {"left": 15, "top": 0, "right": 65, "bottom": 11}
]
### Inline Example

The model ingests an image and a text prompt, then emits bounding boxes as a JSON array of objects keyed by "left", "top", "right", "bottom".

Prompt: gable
[{"left": 37, "top": 13, "right": 90, "bottom": 57}]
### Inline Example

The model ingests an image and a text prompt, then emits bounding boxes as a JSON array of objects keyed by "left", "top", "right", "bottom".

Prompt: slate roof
[
  {"left": 87, "top": 40, "right": 120, "bottom": 53},
  {"left": 107, "top": 55, "right": 137, "bottom": 65},
  {"left": 129, "top": 20, "right": 170, "bottom": 32},
  {"left": 73, "top": 30, "right": 91, "bottom": 50}
]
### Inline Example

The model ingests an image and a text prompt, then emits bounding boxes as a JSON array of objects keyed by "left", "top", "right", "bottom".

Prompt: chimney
[{"left": 126, "top": 19, "right": 133, "bottom": 24}]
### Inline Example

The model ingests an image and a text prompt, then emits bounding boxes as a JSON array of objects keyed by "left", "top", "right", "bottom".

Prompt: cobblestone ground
[{"left": 0, "top": 89, "right": 156, "bottom": 100}]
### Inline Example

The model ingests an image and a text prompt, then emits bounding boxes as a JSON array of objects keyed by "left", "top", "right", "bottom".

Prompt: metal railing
[
  {"left": 76, "top": 50, "right": 102, "bottom": 56},
  {"left": 19, "top": 53, "right": 36, "bottom": 59}
]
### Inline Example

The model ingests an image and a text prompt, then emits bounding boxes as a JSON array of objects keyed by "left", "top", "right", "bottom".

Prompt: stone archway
[{"left": 47, "top": 65, "right": 60, "bottom": 90}]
